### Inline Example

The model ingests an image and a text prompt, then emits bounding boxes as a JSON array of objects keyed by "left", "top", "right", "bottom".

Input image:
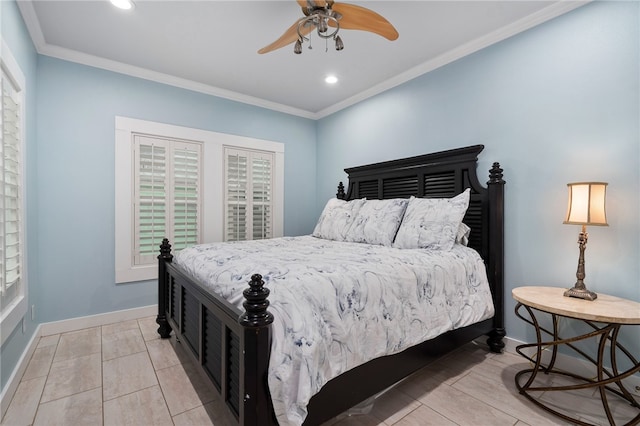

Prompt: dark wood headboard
[{"left": 336, "top": 144, "right": 505, "bottom": 348}]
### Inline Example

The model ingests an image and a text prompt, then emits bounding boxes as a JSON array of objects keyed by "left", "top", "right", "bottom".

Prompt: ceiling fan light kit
[
  {"left": 258, "top": 0, "right": 398, "bottom": 55},
  {"left": 294, "top": 5, "right": 343, "bottom": 53}
]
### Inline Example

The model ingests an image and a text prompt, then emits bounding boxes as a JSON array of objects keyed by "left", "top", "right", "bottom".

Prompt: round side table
[{"left": 512, "top": 286, "right": 640, "bottom": 426}]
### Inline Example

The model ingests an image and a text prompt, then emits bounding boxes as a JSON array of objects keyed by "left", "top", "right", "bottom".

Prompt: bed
[{"left": 156, "top": 144, "right": 506, "bottom": 425}]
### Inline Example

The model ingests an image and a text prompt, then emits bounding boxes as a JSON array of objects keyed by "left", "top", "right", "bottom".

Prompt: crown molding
[
  {"left": 16, "top": 1, "right": 46, "bottom": 48},
  {"left": 41, "top": 43, "right": 316, "bottom": 119},
  {"left": 17, "top": 1, "right": 588, "bottom": 121}
]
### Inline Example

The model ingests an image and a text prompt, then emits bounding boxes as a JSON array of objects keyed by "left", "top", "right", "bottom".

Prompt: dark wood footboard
[
  {"left": 157, "top": 240, "right": 276, "bottom": 425},
  {"left": 156, "top": 145, "right": 505, "bottom": 425}
]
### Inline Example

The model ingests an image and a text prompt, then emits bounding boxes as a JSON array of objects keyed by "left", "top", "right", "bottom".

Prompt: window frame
[
  {"left": 115, "top": 117, "right": 284, "bottom": 283},
  {"left": 1, "top": 39, "right": 28, "bottom": 346}
]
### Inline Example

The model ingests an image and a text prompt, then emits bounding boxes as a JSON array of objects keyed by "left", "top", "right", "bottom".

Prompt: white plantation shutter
[
  {"left": 134, "top": 137, "right": 167, "bottom": 265},
  {"left": 225, "top": 151, "right": 247, "bottom": 241},
  {"left": 1, "top": 66, "right": 23, "bottom": 314},
  {"left": 133, "top": 135, "right": 201, "bottom": 264},
  {"left": 251, "top": 155, "right": 272, "bottom": 239},
  {"left": 172, "top": 142, "right": 200, "bottom": 250},
  {"left": 225, "top": 148, "right": 273, "bottom": 242}
]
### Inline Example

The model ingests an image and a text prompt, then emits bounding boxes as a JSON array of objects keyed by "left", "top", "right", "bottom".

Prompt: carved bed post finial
[
  {"left": 489, "top": 162, "right": 504, "bottom": 184},
  {"left": 159, "top": 238, "right": 174, "bottom": 261},
  {"left": 336, "top": 182, "right": 346, "bottom": 200},
  {"left": 157, "top": 238, "right": 174, "bottom": 338},
  {"left": 240, "top": 274, "right": 274, "bottom": 327}
]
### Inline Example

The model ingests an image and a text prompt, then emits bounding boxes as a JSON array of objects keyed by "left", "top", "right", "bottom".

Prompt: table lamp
[{"left": 563, "top": 182, "right": 608, "bottom": 301}]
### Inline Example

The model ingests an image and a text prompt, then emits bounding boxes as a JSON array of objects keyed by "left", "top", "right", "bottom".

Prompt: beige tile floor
[{"left": 2, "top": 317, "right": 638, "bottom": 426}]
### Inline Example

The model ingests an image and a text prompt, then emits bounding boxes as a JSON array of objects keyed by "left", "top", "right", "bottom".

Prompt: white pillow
[
  {"left": 312, "top": 198, "right": 365, "bottom": 241},
  {"left": 345, "top": 198, "right": 409, "bottom": 246},
  {"left": 393, "top": 189, "right": 471, "bottom": 251}
]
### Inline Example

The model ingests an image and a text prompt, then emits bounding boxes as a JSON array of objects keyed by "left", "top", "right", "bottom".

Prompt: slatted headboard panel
[{"left": 342, "top": 145, "right": 490, "bottom": 262}]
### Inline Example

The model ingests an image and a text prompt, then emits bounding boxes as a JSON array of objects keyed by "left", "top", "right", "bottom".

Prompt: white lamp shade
[{"left": 564, "top": 182, "right": 608, "bottom": 226}]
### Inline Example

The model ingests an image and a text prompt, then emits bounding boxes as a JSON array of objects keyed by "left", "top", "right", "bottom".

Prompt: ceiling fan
[{"left": 258, "top": 0, "right": 399, "bottom": 54}]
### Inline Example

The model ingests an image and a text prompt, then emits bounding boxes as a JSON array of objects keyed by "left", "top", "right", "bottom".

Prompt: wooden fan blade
[
  {"left": 296, "top": 0, "right": 309, "bottom": 15},
  {"left": 297, "top": 0, "right": 327, "bottom": 8},
  {"left": 258, "top": 20, "right": 314, "bottom": 54},
  {"left": 331, "top": 3, "right": 399, "bottom": 41}
]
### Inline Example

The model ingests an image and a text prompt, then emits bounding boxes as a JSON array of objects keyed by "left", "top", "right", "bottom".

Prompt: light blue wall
[
  {"left": 0, "top": 0, "right": 39, "bottom": 390},
  {"left": 317, "top": 1, "right": 639, "bottom": 351},
  {"left": 34, "top": 57, "right": 317, "bottom": 324}
]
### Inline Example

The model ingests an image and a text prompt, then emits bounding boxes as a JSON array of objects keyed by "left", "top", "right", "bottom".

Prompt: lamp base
[{"left": 564, "top": 286, "right": 598, "bottom": 301}]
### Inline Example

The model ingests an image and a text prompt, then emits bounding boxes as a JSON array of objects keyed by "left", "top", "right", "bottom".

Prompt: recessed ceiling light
[
  {"left": 325, "top": 75, "right": 338, "bottom": 84},
  {"left": 110, "top": 0, "right": 135, "bottom": 10}
]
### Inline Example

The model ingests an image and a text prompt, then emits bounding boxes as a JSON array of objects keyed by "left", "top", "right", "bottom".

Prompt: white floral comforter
[{"left": 174, "top": 236, "right": 494, "bottom": 426}]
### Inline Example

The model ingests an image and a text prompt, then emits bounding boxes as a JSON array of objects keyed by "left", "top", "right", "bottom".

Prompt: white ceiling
[{"left": 17, "top": 0, "right": 586, "bottom": 119}]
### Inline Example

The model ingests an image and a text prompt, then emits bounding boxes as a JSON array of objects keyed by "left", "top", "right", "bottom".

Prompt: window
[
  {"left": 1, "top": 40, "right": 27, "bottom": 345},
  {"left": 225, "top": 148, "right": 274, "bottom": 241},
  {"left": 115, "top": 117, "right": 284, "bottom": 283}
]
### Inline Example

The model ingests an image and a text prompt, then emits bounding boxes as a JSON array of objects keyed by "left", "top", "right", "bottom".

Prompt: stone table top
[{"left": 512, "top": 286, "right": 640, "bottom": 324}]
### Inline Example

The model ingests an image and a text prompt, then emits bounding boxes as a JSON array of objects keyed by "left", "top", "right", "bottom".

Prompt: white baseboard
[
  {"left": 39, "top": 305, "right": 157, "bottom": 336},
  {"left": 503, "top": 336, "right": 640, "bottom": 397},
  {"left": 0, "top": 305, "right": 157, "bottom": 419}
]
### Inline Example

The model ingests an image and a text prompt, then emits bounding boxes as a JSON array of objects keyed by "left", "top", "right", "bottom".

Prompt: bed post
[
  {"left": 239, "top": 274, "right": 275, "bottom": 425},
  {"left": 336, "top": 182, "right": 346, "bottom": 200},
  {"left": 156, "top": 238, "right": 173, "bottom": 339},
  {"left": 486, "top": 162, "right": 506, "bottom": 353}
]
